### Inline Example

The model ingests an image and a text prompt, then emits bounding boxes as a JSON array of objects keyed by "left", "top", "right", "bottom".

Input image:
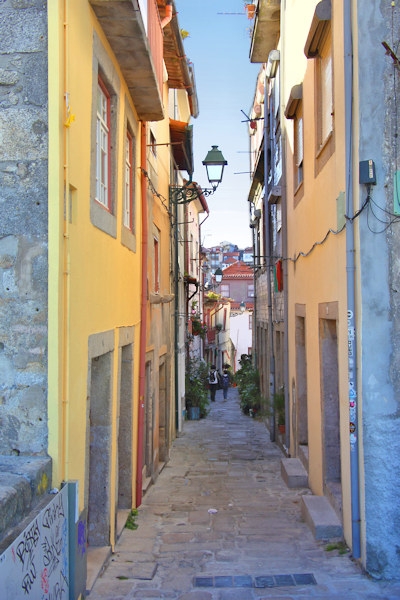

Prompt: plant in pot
[
  {"left": 185, "top": 357, "right": 209, "bottom": 420},
  {"left": 273, "top": 387, "right": 285, "bottom": 434},
  {"left": 235, "top": 354, "right": 262, "bottom": 416},
  {"left": 191, "top": 319, "right": 207, "bottom": 338}
]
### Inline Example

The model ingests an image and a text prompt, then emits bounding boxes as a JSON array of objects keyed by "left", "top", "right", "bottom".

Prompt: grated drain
[{"left": 194, "top": 573, "right": 317, "bottom": 589}]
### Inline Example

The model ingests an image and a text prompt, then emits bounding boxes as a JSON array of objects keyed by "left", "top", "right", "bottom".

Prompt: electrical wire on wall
[
  {"left": 140, "top": 167, "right": 173, "bottom": 219},
  {"left": 366, "top": 193, "right": 400, "bottom": 232},
  {"left": 253, "top": 181, "right": 400, "bottom": 269}
]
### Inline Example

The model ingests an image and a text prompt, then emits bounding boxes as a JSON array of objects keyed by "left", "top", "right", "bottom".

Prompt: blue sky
[{"left": 176, "top": 0, "right": 259, "bottom": 249}]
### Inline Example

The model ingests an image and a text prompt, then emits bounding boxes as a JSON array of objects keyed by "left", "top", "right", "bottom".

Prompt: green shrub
[
  {"left": 125, "top": 509, "right": 139, "bottom": 530},
  {"left": 273, "top": 387, "right": 285, "bottom": 425},
  {"left": 185, "top": 357, "right": 210, "bottom": 418},
  {"left": 235, "top": 354, "right": 263, "bottom": 416}
]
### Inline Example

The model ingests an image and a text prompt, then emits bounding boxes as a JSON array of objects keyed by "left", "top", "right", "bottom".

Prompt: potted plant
[
  {"left": 185, "top": 357, "right": 209, "bottom": 420},
  {"left": 191, "top": 319, "right": 207, "bottom": 338},
  {"left": 245, "top": 3, "right": 256, "bottom": 19},
  {"left": 273, "top": 387, "right": 285, "bottom": 434},
  {"left": 235, "top": 354, "right": 262, "bottom": 416}
]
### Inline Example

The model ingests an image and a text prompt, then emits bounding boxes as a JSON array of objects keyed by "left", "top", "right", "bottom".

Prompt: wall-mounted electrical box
[
  {"left": 359, "top": 159, "right": 377, "bottom": 185},
  {"left": 394, "top": 171, "right": 400, "bottom": 215}
]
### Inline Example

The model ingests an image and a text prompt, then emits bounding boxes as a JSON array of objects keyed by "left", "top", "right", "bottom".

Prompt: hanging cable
[{"left": 140, "top": 167, "right": 174, "bottom": 219}]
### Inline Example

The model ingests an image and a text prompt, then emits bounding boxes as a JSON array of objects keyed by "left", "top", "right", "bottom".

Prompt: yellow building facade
[
  {"left": 282, "top": 0, "right": 351, "bottom": 540},
  {"left": 47, "top": 0, "right": 197, "bottom": 561}
]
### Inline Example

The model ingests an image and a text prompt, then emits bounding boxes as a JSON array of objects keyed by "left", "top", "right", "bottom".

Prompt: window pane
[
  {"left": 96, "top": 82, "right": 109, "bottom": 208},
  {"left": 221, "top": 284, "right": 229, "bottom": 297},
  {"left": 318, "top": 31, "right": 333, "bottom": 145},
  {"left": 124, "top": 132, "right": 132, "bottom": 228},
  {"left": 321, "top": 52, "right": 333, "bottom": 140}
]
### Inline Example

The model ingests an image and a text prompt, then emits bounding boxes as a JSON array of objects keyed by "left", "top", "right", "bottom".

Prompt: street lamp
[
  {"left": 171, "top": 146, "right": 227, "bottom": 431},
  {"left": 202, "top": 146, "right": 228, "bottom": 190},
  {"left": 170, "top": 146, "right": 227, "bottom": 204},
  {"left": 214, "top": 268, "right": 223, "bottom": 284}
]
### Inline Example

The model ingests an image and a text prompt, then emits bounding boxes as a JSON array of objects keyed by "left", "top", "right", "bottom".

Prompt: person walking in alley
[
  {"left": 221, "top": 368, "right": 231, "bottom": 401},
  {"left": 208, "top": 364, "right": 220, "bottom": 401}
]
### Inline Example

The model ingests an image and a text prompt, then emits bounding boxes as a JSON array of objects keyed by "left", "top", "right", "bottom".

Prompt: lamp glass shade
[
  {"left": 214, "top": 268, "right": 223, "bottom": 283},
  {"left": 202, "top": 146, "right": 228, "bottom": 187}
]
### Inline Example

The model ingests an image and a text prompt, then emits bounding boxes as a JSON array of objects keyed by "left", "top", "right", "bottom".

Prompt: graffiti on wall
[{"left": 0, "top": 485, "right": 69, "bottom": 599}]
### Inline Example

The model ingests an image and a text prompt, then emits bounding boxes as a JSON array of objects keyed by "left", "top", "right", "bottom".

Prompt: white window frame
[
  {"left": 247, "top": 283, "right": 254, "bottom": 298},
  {"left": 294, "top": 108, "right": 304, "bottom": 188},
  {"left": 221, "top": 284, "right": 230, "bottom": 297},
  {"left": 124, "top": 130, "right": 133, "bottom": 229},
  {"left": 317, "top": 29, "right": 333, "bottom": 148},
  {"left": 96, "top": 80, "right": 110, "bottom": 209}
]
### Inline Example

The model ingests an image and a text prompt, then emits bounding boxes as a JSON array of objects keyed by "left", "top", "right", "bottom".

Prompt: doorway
[
  {"left": 158, "top": 360, "right": 168, "bottom": 463},
  {"left": 118, "top": 343, "right": 133, "bottom": 509},
  {"left": 142, "top": 360, "right": 154, "bottom": 483},
  {"left": 88, "top": 351, "right": 112, "bottom": 546},
  {"left": 295, "top": 313, "right": 308, "bottom": 452},
  {"left": 320, "top": 314, "right": 341, "bottom": 508}
]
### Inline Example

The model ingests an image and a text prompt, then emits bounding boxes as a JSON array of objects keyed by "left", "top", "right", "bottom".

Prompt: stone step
[
  {"left": 301, "top": 495, "right": 343, "bottom": 540},
  {"left": 0, "top": 455, "right": 52, "bottom": 547},
  {"left": 281, "top": 457, "right": 309, "bottom": 488}
]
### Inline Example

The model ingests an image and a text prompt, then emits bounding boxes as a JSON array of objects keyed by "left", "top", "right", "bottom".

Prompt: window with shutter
[
  {"left": 318, "top": 35, "right": 333, "bottom": 146},
  {"left": 294, "top": 110, "right": 304, "bottom": 189},
  {"left": 317, "top": 29, "right": 333, "bottom": 149}
]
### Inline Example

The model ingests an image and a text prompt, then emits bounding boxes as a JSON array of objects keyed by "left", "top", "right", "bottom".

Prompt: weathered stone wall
[
  {"left": 0, "top": 1, "right": 48, "bottom": 455},
  {"left": 358, "top": 0, "right": 400, "bottom": 580}
]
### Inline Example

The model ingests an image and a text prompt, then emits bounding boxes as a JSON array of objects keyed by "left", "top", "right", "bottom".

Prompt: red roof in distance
[{"left": 222, "top": 261, "right": 253, "bottom": 279}]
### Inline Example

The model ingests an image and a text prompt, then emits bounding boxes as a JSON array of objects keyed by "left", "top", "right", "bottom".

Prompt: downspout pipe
[
  {"left": 161, "top": 1, "right": 173, "bottom": 29},
  {"left": 265, "top": 74, "right": 276, "bottom": 442},
  {"left": 136, "top": 122, "right": 148, "bottom": 507},
  {"left": 344, "top": 0, "right": 361, "bottom": 559},
  {"left": 251, "top": 201, "right": 257, "bottom": 365},
  {"left": 173, "top": 191, "right": 180, "bottom": 431}
]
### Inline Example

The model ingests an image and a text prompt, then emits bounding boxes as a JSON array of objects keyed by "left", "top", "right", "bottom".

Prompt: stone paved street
[{"left": 88, "top": 387, "right": 400, "bottom": 599}]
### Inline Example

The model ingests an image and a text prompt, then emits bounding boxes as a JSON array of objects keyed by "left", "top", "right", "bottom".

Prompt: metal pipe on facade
[
  {"left": 136, "top": 121, "right": 148, "bottom": 507},
  {"left": 344, "top": 0, "right": 361, "bottom": 559},
  {"left": 173, "top": 186, "right": 180, "bottom": 431},
  {"left": 251, "top": 200, "right": 257, "bottom": 364},
  {"left": 264, "top": 73, "right": 276, "bottom": 442}
]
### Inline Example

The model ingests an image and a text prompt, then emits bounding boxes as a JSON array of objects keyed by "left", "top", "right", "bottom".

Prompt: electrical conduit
[
  {"left": 344, "top": 0, "right": 361, "bottom": 559},
  {"left": 136, "top": 122, "right": 148, "bottom": 507}
]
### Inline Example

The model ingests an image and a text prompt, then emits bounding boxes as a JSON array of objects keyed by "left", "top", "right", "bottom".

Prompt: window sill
[
  {"left": 294, "top": 180, "right": 304, "bottom": 207},
  {"left": 315, "top": 130, "right": 335, "bottom": 176}
]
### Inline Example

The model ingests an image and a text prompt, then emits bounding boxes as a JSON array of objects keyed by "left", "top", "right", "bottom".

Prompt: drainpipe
[
  {"left": 62, "top": 0, "right": 70, "bottom": 484},
  {"left": 280, "top": 127, "right": 290, "bottom": 450},
  {"left": 173, "top": 188, "right": 180, "bottom": 431},
  {"left": 161, "top": 0, "right": 173, "bottom": 29},
  {"left": 265, "top": 73, "right": 276, "bottom": 442},
  {"left": 136, "top": 122, "right": 148, "bottom": 507},
  {"left": 344, "top": 0, "right": 361, "bottom": 559},
  {"left": 251, "top": 201, "right": 257, "bottom": 365}
]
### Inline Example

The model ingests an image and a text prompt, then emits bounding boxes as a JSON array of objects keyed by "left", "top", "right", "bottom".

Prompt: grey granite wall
[{"left": 0, "top": 0, "right": 48, "bottom": 455}]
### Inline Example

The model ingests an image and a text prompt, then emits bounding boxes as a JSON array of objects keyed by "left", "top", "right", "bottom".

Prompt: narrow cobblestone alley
[{"left": 87, "top": 387, "right": 400, "bottom": 600}]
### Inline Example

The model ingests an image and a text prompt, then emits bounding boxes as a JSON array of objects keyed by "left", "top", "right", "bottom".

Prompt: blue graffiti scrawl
[
  {"left": 77, "top": 520, "right": 86, "bottom": 556},
  {"left": 0, "top": 486, "right": 69, "bottom": 599}
]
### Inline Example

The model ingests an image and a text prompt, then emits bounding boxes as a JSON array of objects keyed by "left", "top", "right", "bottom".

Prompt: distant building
[{"left": 216, "top": 261, "right": 254, "bottom": 306}]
